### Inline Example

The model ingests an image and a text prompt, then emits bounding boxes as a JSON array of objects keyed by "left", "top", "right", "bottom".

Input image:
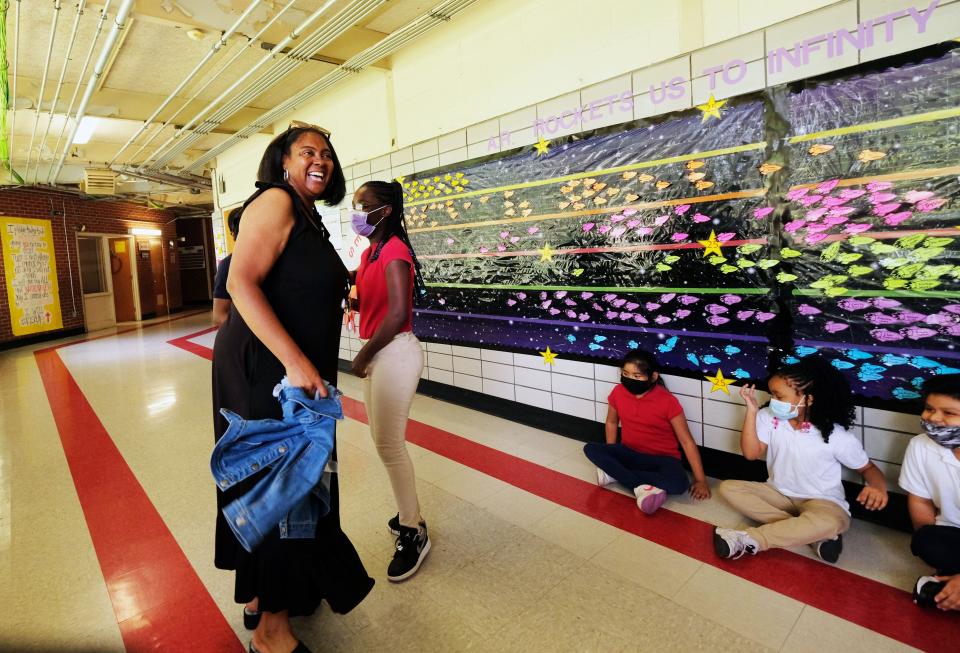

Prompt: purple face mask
[{"left": 350, "top": 205, "right": 387, "bottom": 237}]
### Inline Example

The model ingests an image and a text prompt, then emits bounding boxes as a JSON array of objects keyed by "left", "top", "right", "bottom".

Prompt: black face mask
[{"left": 621, "top": 376, "right": 654, "bottom": 395}]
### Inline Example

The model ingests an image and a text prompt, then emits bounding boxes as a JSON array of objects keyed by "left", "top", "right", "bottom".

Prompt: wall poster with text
[{"left": 1, "top": 216, "right": 64, "bottom": 336}]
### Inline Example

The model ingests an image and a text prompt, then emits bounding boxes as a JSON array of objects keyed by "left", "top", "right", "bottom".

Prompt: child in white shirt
[
  {"left": 898, "top": 374, "right": 960, "bottom": 611},
  {"left": 713, "top": 357, "right": 888, "bottom": 563}
]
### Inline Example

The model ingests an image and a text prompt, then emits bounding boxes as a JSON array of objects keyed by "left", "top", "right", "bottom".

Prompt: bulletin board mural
[
  {"left": 402, "top": 46, "right": 960, "bottom": 405},
  {"left": 1, "top": 217, "right": 63, "bottom": 336}
]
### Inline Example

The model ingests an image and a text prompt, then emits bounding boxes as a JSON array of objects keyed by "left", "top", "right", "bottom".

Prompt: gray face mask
[{"left": 921, "top": 420, "right": 960, "bottom": 449}]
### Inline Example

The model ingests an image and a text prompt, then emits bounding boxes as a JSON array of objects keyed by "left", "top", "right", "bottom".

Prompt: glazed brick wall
[{"left": 0, "top": 188, "right": 182, "bottom": 345}]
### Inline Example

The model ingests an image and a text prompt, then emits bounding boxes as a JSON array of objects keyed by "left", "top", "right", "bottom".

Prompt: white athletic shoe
[
  {"left": 596, "top": 467, "right": 617, "bottom": 487},
  {"left": 634, "top": 484, "right": 667, "bottom": 514},
  {"left": 713, "top": 527, "right": 759, "bottom": 559}
]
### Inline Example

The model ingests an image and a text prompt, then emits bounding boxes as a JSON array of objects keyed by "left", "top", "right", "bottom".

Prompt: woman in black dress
[{"left": 213, "top": 122, "right": 373, "bottom": 653}]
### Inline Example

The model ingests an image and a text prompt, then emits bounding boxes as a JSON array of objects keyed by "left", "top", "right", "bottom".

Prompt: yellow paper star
[
  {"left": 540, "top": 347, "right": 558, "bottom": 366},
  {"left": 395, "top": 175, "right": 406, "bottom": 185},
  {"left": 698, "top": 230, "right": 724, "bottom": 257},
  {"left": 534, "top": 137, "right": 551, "bottom": 156},
  {"left": 705, "top": 368, "right": 733, "bottom": 395},
  {"left": 697, "top": 94, "right": 727, "bottom": 122},
  {"left": 539, "top": 243, "right": 555, "bottom": 261}
]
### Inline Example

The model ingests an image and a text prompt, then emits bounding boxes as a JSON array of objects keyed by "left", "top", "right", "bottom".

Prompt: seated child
[
  {"left": 584, "top": 350, "right": 710, "bottom": 514},
  {"left": 898, "top": 374, "right": 960, "bottom": 611},
  {"left": 714, "top": 357, "right": 888, "bottom": 563}
]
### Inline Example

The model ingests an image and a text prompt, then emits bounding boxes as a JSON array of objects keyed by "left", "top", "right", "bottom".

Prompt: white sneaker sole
[{"left": 387, "top": 538, "right": 432, "bottom": 583}]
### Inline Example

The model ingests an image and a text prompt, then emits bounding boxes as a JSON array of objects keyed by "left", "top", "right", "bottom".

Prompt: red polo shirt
[
  {"left": 608, "top": 383, "right": 684, "bottom": 459},
  {"left": 356, "top": 236, "right": 414, "bottom": 339}
]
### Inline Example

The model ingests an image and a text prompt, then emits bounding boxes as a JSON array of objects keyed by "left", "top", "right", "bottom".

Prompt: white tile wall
[
  {"left": 499, "top": 105, "right": 537, "bottom": 133},
  {"left": 864, "top": 427, "right": 915, "bottom": 464},
  {"left": 429, "top": 367, "right": 453, "bottom": 385},
  {"left": 676, "top": 393, "right": 703, "bottom": 423},
  {"left": 516, "top": 385, "right": 553, "bottom": 411},
  {"left": 594, "top": 379, "right": 617, "bottom": 403},
  {"left": 438, "top": 146, "right": 469, "bottom": 167},
  {"left": 352, "top": 160, "right": 371, "bottom": 177},
  {"left": 482, "top": 360, "right": 515, "bottom": 384},
  {"left": 390, "top": 147, "right": 413, "bottom": 166},
  {"left": 535, "top": 91, "right": 583, "bottom": 138},
  {"left": 691, "top": 59, "right": 766, "bottom": 103},
  {"left": 662, "top": 373, "right": 703, "bottom": 397},
  {"left": 703, "top": 398, "right": 746, "bottom": 431},
  {"left": 414, "top": 155, "right": 440, "bottom": 173},
  {"left": 515, "top": 366, "right": 552, "bottom": 391},
  {"left": 864, "top": 408, "right": 920, "bottom": 434},
  {"left": 703, "top": 424, "right": 743, "bottom": 455},
  {"left": 391, "top": 162, "right": 414, "bottom": 179},
  {"left": 514, "top": 352, "right": 548, "bottom": 369},
  {"left": 467, "top": 141, "right": 492, "bottom": 159},
  {"left": 552, "top": 393, "right": 595, "bottom": 420},
  {"left": 483, "top": 378, "right": 515, "bottom": 401},
  {"left": 426, "top": 342, "right": 452, "bottom": 354},
  {"left": 766, "top": 0, "right": 860, "bottom": 85},
  {"left": 594, "top": 363, "right": 620, "bottom": 383},
  {"left": 438, "top": 129, "right": 466, "bottom": 153},
  {"left": 551, "top": 358, "right": 594, "bottom": 379},
  {"left": 552, "top": 373, "right": 594, "bottom": 398},
  {"left": 451, "top": 345, "right": 480, "bottom": 359},
  {"left": 481, "top": 349, "right": 514, "bottom": 364},
  {"left": 453, "top": 356, "right": 482, "bottom": 376},
  {"left": 427, "top": 352, "right": 453, "bottom": 371},
  {"left": 508, "top": 126, "right": 537, "bottom": 148},
  {"left": 454, "top": 372, "right": 483, "bottom": 393},
  {"left": 412, "top": 139, "right": 439, "bottom": 160},
  {"left": 466, "top": 118, "right": 500, "bottom": 144},
  {"left": 371, "top": 154, "right": 391, "bottom": 173}
]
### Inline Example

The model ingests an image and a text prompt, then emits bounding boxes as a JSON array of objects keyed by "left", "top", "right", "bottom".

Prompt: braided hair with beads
[{"left": 361, "top": 180, "right": 427, "bottom": 304}]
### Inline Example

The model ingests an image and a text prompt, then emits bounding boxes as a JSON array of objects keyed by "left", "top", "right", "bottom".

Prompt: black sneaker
[
  {"left": 814, "top": 535, "right": 843, "bottom": 563},
  {"left": 387, "top": 523, "right": 431, "bottom": 582},
  {"left": 387, "top": 513, "right": 400, "bottom": 536},
  {"left": 913, "top": 575, "right": 945, "bottom": 607}
]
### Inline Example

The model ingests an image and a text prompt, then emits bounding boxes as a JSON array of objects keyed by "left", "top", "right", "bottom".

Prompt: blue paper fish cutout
[
  {"left": 594, "top": 335, "right": 607, "bottom": 343},
  {"left": 795, "top": 346, "right": 819, "bottom": 358},
  {"left": 845, "top": 349, "right": 873, "bottom": 361},
  {"left": 911, "top": 376, "right": 925, "bottom": 388},
  {"left": 831, "top": 360, "right": 855, "bottom": 370},
  {"left": 881, "top": 354, "right": 909, "bottom": 367},
  {"left": 732, "top": 368, "right": 751, "bottom": 379},
  {"left": 910, "top": 356, "right": 940, "bottom": 370},
  {"left": 687, "top": 353, "right": 700, "bottom": 366},
  {"left": 857, "top": 364, "right": 885, "bottom": 382},
  {"left": 588, "top": 343, "right": 603, "bottom": 351},
  {"left": 784, "top": 356, "right": 800, "bottom": 364},
  {"left": 938, "top": 366, "right": 960, "bottom": 375},
  {"left": 628, "top": 340, "right": 639, "bottom": 350},
  {"left": 724, "top": 345, "right": 741, "bottom": 356},
  {"left": 892, "top": 387, "right": 921, "bottom": 400},
  {"left": 702, "top": 355, "right": 720, "bottom": 365},
  {"left": 566, "top": 334, "right": 577, "bottom": 343},
  {"left": 657, "top": 336, "right": 678, "bottom": 353}
]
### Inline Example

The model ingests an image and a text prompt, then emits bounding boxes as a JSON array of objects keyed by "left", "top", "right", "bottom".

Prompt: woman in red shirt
[
  {"left": 350, "top": 180, "right": 431, "bottom": 582},
  {"left": 584, "top": 350, "right": 711, "bottom": 514}
]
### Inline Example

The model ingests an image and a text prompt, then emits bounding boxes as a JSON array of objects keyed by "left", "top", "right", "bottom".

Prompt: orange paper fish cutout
[
  {"left": 758, "top": 163, "right": 782, "bottom": 175},
  {"left": 695, "top": 180, "right": 715, "bottom": 190},
  {"left": 857, "top": 149, "right": 886, "bottom": 162},
  {"left": 622, "top": 171, "right": 637, "bottom": 180},
  {"left": 808, "top": 144, "right": 834, "bottom": 156},
  {"left": 636, "top": 174, "right": 654, "bottom": 183},
  {"left": 687, "top": 172, "right": 706, "bottom": 182},
  {"left": 656, "top": 180, "right": 672, "bottom": 189},
  {"left": 686, "top": 160, "right": 706, "bottom": 170}
]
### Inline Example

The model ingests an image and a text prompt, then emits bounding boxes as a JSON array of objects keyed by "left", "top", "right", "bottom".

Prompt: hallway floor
[{"left": 1, "top": 312, "right": 956, "bottom": 652}]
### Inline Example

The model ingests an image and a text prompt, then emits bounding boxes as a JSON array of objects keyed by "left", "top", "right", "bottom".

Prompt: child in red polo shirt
[{"left": 584, "top": 350, "right": 711, "bottom": 514}]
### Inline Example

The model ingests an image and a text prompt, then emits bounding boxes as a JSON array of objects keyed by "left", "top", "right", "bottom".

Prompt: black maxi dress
[{"left": 212, "top": 182, "right": 374, "bottom": 616}]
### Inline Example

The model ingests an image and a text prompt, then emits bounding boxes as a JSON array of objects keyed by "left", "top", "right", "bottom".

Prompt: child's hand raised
[
  {"left": 739, "top": 384, "right": 760, "bottom": 411},
  {"left": 856, "top": 484, "right": 888, "bottom": 511}
]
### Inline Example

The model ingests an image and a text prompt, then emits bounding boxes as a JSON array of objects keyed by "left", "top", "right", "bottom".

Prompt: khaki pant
[
  {"left": 361, "top": 332, "right": 424, "bottom": 528},
  {"left": 718, "top": 480, "right": 850, "bottom": 551}
]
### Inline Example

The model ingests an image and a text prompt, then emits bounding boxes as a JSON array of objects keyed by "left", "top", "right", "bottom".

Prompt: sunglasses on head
[{"left": 287, "top": 120, "right": 331, "bottom": 137}]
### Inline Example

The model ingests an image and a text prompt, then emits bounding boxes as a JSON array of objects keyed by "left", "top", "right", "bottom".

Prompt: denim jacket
[{"left": 211, "top": 378, "right": 342, "bottom": 553}]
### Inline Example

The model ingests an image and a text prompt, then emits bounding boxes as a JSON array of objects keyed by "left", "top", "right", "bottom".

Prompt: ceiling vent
[{"left": 82, "top": 169, "right": 117, "bottom": 195}]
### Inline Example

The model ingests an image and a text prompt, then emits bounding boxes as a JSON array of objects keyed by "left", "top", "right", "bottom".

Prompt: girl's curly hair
[{"left": 770, "top": 356, "right": 855, "bottom": 443}]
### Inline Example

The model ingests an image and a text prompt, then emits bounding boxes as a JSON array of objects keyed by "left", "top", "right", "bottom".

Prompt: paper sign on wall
[{"left": 0, "top": 217, "right": 63, "bottom": 336}]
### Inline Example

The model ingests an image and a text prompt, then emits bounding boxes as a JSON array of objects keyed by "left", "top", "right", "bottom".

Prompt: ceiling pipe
[
  {"left": 49, "top": 0, "right": 135, "bottom": 183},
  {"left": 114, "top": 165, "right": 211, "bottom": 191},
  {"left": 183, "top": 0, "right": 479, "bottom": 174},
  {"left": 9, "top": 0, "right": 21, "bottom": 176},
  {"left": 136, "top": 0, "right": 339, "bottom": 170},
  {"left": 123, "top": 0, "right": 297, "bottom": 166},
  {"left": 140, "top": 0, "right": 390, "bottom": 172},
  {"left": 46, "top": 0, "right": 111, "bottom": 184},
  {"left": 25, "top": 0, "right": 63, "bottom": 179},
  {"left": 107, "top": 0, "right": 264, "bottom": 167},
  {"left": 30, "top": 0, "right": 86, "bottom": 184}
]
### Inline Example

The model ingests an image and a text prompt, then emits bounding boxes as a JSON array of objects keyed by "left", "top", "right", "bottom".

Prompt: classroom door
[
  {"left": 149, "top": 239, "right": 168, "bottom": 316},
  {"left": 108, "top": 237, "right": 137, "bottom": 321}
]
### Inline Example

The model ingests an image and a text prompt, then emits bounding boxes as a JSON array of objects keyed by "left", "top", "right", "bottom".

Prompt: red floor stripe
[
  {"left": 167, "top": 326, "right": 218, "bottom": 360},
  {"left": 35, "top": 310, "right": 210, "bottom": 354},
  {"left": 339, "top": 398, "right": 960, "bottom": 653},
  {"left": 169, "top": 328, "right": 960, "bottom": 651},
  {"left": 35, "top": 348, "right": 243, "bottom": 653}
]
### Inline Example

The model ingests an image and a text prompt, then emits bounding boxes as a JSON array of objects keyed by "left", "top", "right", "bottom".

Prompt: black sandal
[{"left": 243, "top": 607, "right": 261, "bottom": 630}]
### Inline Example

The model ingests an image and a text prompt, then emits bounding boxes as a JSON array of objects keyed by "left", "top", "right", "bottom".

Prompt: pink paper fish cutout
[
  {"left": 873, "top": 297, "right": 901, "bottom": 309},
  {"left": 824, "top": 321, "right": 849, "bottom": 333},
  {"left": 755, "top": 312, "right": 776, "bottom": 322},
  {"left": 827, "top": 206, "right": 856, "bottom": 217},
  {"left": 610, "top": 227, "right": 627, "bottom": 238},
  {"left": 707, "top": 316, "right": 730, "bottom": 326},
  {"left": 823, "top": 216, "right": 849, "bottom": 227},
  {"left": 785, "top": 220, "right": 806, "bottom": 233},
  {"left": 705, "top": 304, "right": 728, "bottom": 315},
  {"left": 925, "top": 313, "right": 952, "bottom": 325},
  {"left": 736, "top": 310, "right": 755, "bottom": 320},
  {"left": 571, "top": 309, "right": 583, "bottom": 319},
  {"left": 866, "top": 181, "right": 892, "bottom": 191},
  {"left": 528, "top": 226, "right": 540, "bottom": 234},
  {"left": 797, "top": 304, "right": 821, "bottom": 316},
  {"left": 446, "top": 238, "right": 455, "bottom": 245},
  {"left": 817, "top": 179, "right": 840, "bottom": 193},
  {"left": 869, "top": 192, "right": 897, "bottom": 204},
  {"left": 838, "top": 299, "right": 870, "bottom": 311},
  {"left": 902, "top": 327, "right": 937, "bottom": 340},
  {"left": 598, "top": 225, "right": 612, "bottom": 234},
  {"left": 903, "top": 190, "right": 934, "bottom": 204},
  {"left": 626, "top": 219, "right": 641, "bottom": 228},
  {"left": 660, "top": 293, "right": 676, "bottom": 303},
  {"left": 622, "top": 208, "right": 638, "bottom": 216},
  {"left": 542, "top": 300, "right": 553, "bottom": 309},
  {"left": 610, "top": 215, "right": 626, "bottom": 223},
  {"left": 654, "top": 215, "right": 671, "bottom": 226},
  {"left": 675, "top": 204, "right": 691, "bottom": 215},
  {"left": 500, "top": 231, "right": 510, "bottom": 238},
  {"left": 943, "top": 305, "right": 960, "bottom": 315},
  {"left": 717, "top": 232, "right": 735, "bottom": 242},
  {"left": 602, "top": 294, "right": 617, "bottom": 302},
  {"left": 799, "top": 194, "right": 824, "bottom": 206},
  {"left": 540, "top": 292, "right": 548, "bottom": 300},
  {"left": 497, "top": 245, "right": 506, "bottom": 252},
  {"left": 691, "top": 213, "right": 709, "bottom": 224},
  {"left": 619, "top": 312, "right": 634, "bottom": 320},
  {"left": 479, "top": 247, "right": 489, "bottom": 253},
  {"left": 870, "top": 328, "right": 903, "bottom": 342},
  {"left": 823, "top": 196, "right": 849, "bottom": 208},
  {"left": 555, "top": 291, "right": 568, "bottom": 299},
  {"left": 605, "top": 311, "right": 618, "bottom": 319},
  {"left": 839, "top": 189, "right": 866, "bottom": 200},
  {"left": 510, "top": 236, "right": 520, "bottom": 243},
  {"left": 612, "top": 298, "right": 627, "bottom": 308},
  {"left": 916, "top": 198, "right": 945, "bottom": 212},
  {"left": 517, "top": 293, "right": 527, "bottom": 300},
  {"left": 578, "top": 313, "right": 590, "bottom": 322},
  {"left": 844, "top": 223, "right": 873, "bottom": 234},
  {"left": 805, "top": 208, "right": 828, "bottom": 221},
  {"left": 754, "top": 207, "right": 774, "bottom": 219},
  {"left": 787, "top": 187, "right": 810, "bottom": 201},
  {"left": 805, "top": 223, "right": 831, "bottom": 233},
  {"left": 865, "top": 312, "right": 898, "bottom": 325},
  {"left": 679, "top": 295, "right": 699, "bottom": 305},
  {"left": 583, "top": 223, "right": 595, "bottom": 232},
  {"left": 580, "top": 292, "right": 594, "bottom": 299},
  {"left": 625, "top": 302, "right": 639, "bottom": 310},
  {"left": 507, "top": 299, "right": 516, "bottom": 306},
  {"left": 895, "top": 311, "right": 926, "bottom": 324},
  {"left": 720, "top": 294, "right": 742, "bottom": 305},
  {"left": 671, "top": 232, "right": 688, "bottom": 241},
  {"left": 636, "top": 227, "right": 654, "bottom": 236},
  {"left": 645, "top": 302, "right": 661, "bottom": 311},
  {"left": 655, "top": 315, "right": 672, "bottom": 324},
  {"left": 549, "top": 308, "right": 561, "bottom": 315},
  {"left": 674, "top": 309, "right": 691, "bottom": 318},
  {"left": 943, "top": 324, "right": 960, "bottom": 337},
  {"left": 874, "top": 202, "right": 902, "bottom": 216},
  {"left": 883, "top": 211, "right": 912, "bottom": 226},
  {"left": 634, "top": 314, "right": 649, "bottom": 324},
  {"left": 564, "top": 299, "right": 576, "bottom": 306}
]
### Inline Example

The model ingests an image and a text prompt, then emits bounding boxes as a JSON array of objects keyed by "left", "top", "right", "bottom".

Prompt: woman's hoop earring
[{"left": 283, "top": 169, "right": 289, "bottom": 181}]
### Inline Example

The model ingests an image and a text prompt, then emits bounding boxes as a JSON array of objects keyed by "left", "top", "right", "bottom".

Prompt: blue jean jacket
[{"left": 211, "top": 379, "right": 342, "bottom": 553}]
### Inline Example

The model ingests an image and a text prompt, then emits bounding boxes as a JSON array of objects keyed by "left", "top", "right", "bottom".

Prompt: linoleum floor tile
[{"left": 781, "top": 606, "right": 920, "bottom": 653}]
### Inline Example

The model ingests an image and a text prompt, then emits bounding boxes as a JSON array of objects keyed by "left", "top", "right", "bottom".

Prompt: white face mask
[{"left": 769, "top": 396, "right": 804, "bottom": 419}]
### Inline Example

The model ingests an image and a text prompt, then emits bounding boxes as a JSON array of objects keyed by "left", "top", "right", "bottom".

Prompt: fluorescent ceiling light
[
  {"left": 72, "top": 116, "right": 101, "bottom": 145},
  {"left": 130, "top": 227, "right": 161, "bottom": 236}
]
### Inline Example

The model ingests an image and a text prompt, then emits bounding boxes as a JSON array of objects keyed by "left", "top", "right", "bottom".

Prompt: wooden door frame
[
  {"left": 148, "top": 238, "right": 171, "bottom": 315},
  {"left": 106, "top": 234, "right": 142, "bottom": 322}
]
